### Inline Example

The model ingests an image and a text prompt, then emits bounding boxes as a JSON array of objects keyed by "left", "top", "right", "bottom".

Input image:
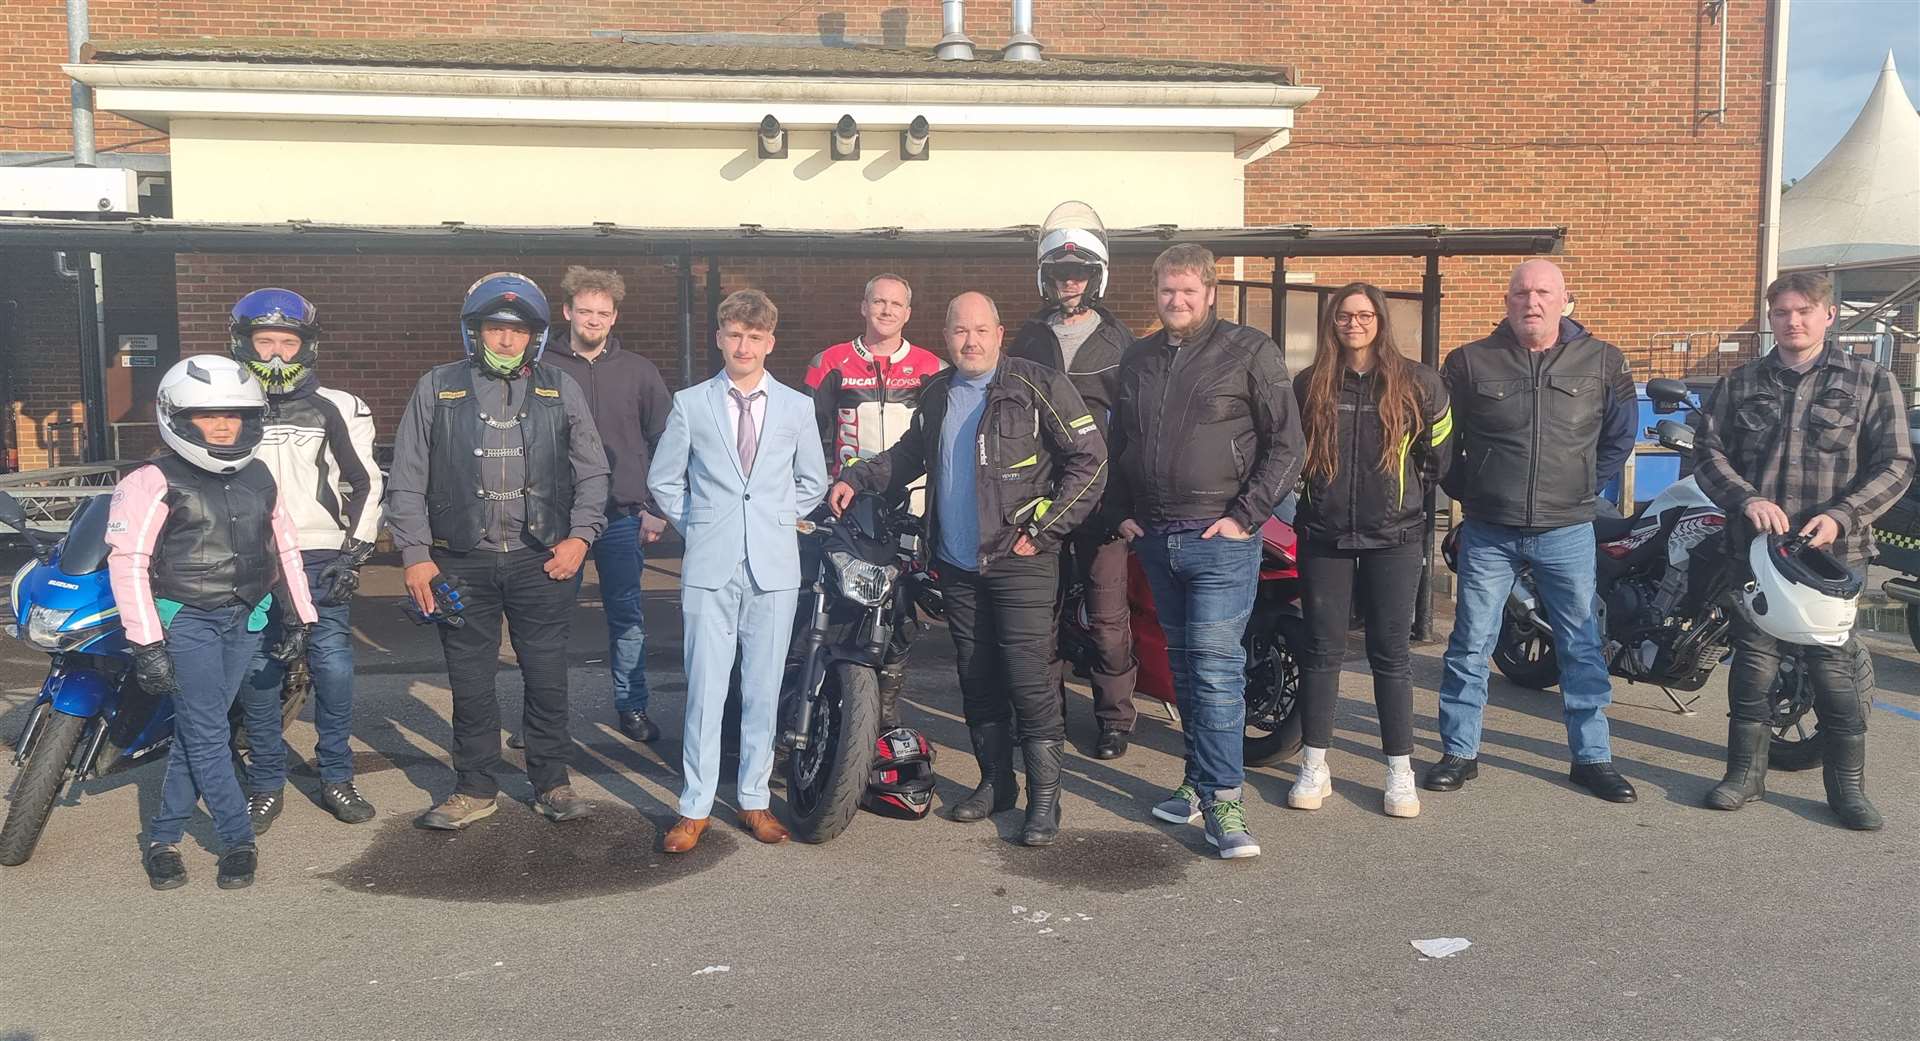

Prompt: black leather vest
[
  {"left": 424, "top": 362, "right": 573, "bottom": 552},
  {"left": 1451, "top": 334, "right": 1613, "bottom": 528},
  {"left": 149, "top": 454, "right": 280, "bottom": 610}
]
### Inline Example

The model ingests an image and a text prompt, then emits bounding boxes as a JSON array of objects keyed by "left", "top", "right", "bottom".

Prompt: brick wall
[
  {"left": 7, "top": 1, "right": 1774, "bottom": 459},
  {"left": 2, "top": 251, "right": 90, "bottom": 470}
]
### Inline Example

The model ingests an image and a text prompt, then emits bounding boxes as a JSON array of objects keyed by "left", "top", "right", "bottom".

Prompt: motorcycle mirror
[
  {"left": 1646, "top": 379, "right": 1691, "bottom": 413},
  {"left": 0, "top": 492, "right": 24, "bottom": 530},
  {"left": 1654, "top": 418, "right": 1695, "bottom": 453}
]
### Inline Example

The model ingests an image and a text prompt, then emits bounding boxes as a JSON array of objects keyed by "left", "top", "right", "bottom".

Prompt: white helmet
[
  {"left": 1743, "top": 534, "right": 1863, "bottom": 646},
  {"left": 156, "top": 355, "right": 268, "bottom": 474},
  {"left": 1037, "top": 200, "right": 1110, "bottom": 313}
]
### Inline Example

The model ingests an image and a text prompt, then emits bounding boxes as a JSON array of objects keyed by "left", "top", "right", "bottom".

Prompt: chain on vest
[{"left": 424, "top": 362, "right": 574, "bottom": 552}]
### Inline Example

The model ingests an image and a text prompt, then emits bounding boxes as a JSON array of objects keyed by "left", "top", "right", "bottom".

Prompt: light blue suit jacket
[{"left": 648, "top": 371, "right": 829, "bottom": 592}]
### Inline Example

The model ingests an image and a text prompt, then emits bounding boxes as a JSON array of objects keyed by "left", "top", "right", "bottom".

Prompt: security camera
[
  {"left": 899, "top": 116, "right": 931, "bottom": 161},
  {"left": 757, "top": 115, "right": 787, "bottom": 159},
  {"left": 831, "top": 115, "right": 860, "bottom": 161}
]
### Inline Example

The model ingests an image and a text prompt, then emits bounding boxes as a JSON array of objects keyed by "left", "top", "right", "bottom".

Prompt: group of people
[{"left": 104, "top": 209, "right": 1912, "bottom": 888}]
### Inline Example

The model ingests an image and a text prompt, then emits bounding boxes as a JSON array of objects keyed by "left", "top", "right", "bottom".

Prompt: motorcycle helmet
[
  {"left": 156, "top": 355, "right": 269, "bottom": 475},
  {"left": 1743, "top": 533, "right": 1863, "bottom": 646},
  {"left": 1037, "top": 200, "right": 1110, "bottom": 315},
  {"left": 860, "top": 726, "right": 937, "bottom": 820},
  {"left": 228, "top": 287, "right": 321, "bottom": 393},
  {"left": 460, "top": 271, "right": 551, "bottom": 371}
]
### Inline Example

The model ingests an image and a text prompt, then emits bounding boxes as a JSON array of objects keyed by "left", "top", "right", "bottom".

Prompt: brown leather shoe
[
  {"left": 738, "top": 808, "right": 790, "bottom": 844},
  {"left": 663, "top": 816, "right": 709, "bottom": 854}
]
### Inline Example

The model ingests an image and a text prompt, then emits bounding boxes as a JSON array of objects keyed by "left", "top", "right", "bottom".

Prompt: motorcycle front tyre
[
  {"left": 0, "top": 711, "right": 88, "bottom": 866},
  {"left": 787, "top": 662, "right": 880, "bottom": 845}
]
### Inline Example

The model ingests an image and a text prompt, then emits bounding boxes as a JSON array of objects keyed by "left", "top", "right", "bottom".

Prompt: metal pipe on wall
[
  {"left": 936, "top": 0, "right": 976, "bottom": 60},
  {"left": 1004, "top": 0, "right": 1043, "bottom": 62},
  {"left": 1757, "top": 0, "right": 1790, "bottom": 345},
  {"left": 66, "top": 0, "right": 95, "bottom": 166}
]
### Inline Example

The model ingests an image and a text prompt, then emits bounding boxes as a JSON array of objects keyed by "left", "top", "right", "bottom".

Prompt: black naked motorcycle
[
  {"left": 1445, "top": 378, "right": 1815, "bottom": 766},
  {"left": 778, "top": 493, "right": 925, "bottom": 843}
]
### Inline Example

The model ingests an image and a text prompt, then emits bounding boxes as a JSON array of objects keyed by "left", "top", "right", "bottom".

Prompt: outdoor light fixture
[
  {"left": 831, "top": 115, "right": 861, "bottom": 161},
  {"left": 899, "top": 116, "right": 931, "bottom": 161},
  {"left": 757, "top": 115, "right": 787, "bottom": 159}
]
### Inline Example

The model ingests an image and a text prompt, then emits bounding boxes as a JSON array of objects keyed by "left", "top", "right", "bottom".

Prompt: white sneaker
[
  {"left": 1287, "top": 760, "right": 1332, "bottom": 810},
  {"left": 1384, "top": 767, "right": 1421, "bottom": 818}
]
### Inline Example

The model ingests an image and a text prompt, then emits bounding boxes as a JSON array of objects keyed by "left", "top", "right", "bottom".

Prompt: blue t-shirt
[{"left": 936, "top": 370, "right": 994, "bottom": 569}]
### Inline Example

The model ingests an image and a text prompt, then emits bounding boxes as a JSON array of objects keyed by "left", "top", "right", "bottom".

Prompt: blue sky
[{"left": 1786, "top": 0, "right": 1920, "bottom": 181}]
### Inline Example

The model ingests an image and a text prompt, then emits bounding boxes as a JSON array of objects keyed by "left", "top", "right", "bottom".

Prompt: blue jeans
[
  {"left": 586, "top": 512, "right": 651, "bottom": 714},
  {"left": 149, "top": 602, "right": 261, "bottom": 848},
  {"left": 1133, "top": 531, "right": 1261, "bottom": 798},
  {"left": 1438, "top": 519, "right": 1614, "bottom": 764},
  {"left": 240, "top": 551, "right": 356, "bottom": 788}
]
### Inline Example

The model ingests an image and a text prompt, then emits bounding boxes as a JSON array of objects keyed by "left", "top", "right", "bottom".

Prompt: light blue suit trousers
[{"left": 648, "top": 372, "right": 828, "bottom": 818}]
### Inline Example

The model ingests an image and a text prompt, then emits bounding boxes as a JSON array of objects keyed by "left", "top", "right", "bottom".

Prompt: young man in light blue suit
[{"left": 648, "top": 289, "right": 829, "bottom": 853}]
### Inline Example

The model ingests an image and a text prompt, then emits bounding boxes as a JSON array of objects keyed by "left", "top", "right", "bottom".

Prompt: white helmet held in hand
[
  {"left": 1743, "top": 533, "right": 1863, "bottom": 646},
  {"left": 156, "top": 355, "right": 268, "bottom": 474}
]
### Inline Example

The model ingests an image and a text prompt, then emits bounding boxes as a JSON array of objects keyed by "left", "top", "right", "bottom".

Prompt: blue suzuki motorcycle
[
  {"left": 1, "top": 489, "right": 312, "bottom": 865},
  {"left": 0, "top": 490, "right": 163, "bottom": 865}
]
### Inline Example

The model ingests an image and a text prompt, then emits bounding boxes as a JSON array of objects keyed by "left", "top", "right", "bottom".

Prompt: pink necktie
[{"left": 730, "top": 388, "right": 764, "bottom": 475}]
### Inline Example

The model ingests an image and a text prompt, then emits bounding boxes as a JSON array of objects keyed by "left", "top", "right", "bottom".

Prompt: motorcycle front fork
[
  {"left": 12, "top": 701, "right": 110, "bottom": 792},
  {"left": 781, "top": 585, "right": 834, "bottom": 752}
]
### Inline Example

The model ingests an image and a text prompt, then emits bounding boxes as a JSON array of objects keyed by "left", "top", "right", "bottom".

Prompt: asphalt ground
[{"left": 1, "top": 547, "right": 1916, "bottom": 1041}]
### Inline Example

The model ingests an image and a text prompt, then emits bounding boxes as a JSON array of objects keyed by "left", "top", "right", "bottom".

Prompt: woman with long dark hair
[{"left": 1289, "top": 283, "right": 1451, "bottom": 818}]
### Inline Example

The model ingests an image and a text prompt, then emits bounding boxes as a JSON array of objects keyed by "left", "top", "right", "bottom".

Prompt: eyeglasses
[{"left": 1333, "top": 312, "right": 1378, "bottom": 327}]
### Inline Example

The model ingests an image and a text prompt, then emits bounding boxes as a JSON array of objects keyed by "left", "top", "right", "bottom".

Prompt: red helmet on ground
[{"left": 860, "top": 727, "right": 936, "bottom": 820}]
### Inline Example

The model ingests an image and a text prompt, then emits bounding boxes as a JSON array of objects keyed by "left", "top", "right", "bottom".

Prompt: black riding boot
[
  {"left": 1020, "top": 739, "right": 1064, "bottom": 846},
  {"left": 1704, "top": 719, "right": 1770, "bottom": 810},
  {"left": 951, "top": 721, "right": 1018, "bottom": 821},
  {"left": 1822, "top": 731, "right": 1883, "bottom": 831},
  {"left": 877, "top": 665, "right": 906, "bottom": 729}
]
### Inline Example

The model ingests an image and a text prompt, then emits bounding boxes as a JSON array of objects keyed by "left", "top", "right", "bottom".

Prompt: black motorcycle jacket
[
  {"left": 1293, "top": 362, "right": 1453, "bottom": 550},
  {"left": 841, "top": 356, "right": 1108, "bottom": 573},
  {"left": 1108, "top": 315, "right": 1305, "bottom": 534},
  {"left": 1009, "top": 304, "right": 1132, "bottom": 539}
]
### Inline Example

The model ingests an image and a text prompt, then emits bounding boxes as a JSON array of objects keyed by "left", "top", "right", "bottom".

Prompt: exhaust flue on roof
[
  {"left": 1004, "top": 0, "right": 1043, "bottom": 62},
  {"left": 935, "top": 0, "right": 976, "bottom": 60}
]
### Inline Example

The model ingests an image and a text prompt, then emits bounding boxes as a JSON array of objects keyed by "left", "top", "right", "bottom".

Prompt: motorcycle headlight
[
  {"left": 25, "top": 605, "right": 112, "bottom": 652},
  {"left": 827, "top": 551, "right": 898, "bottom": 608},
  {"left": 26, "top": 605, "right": 75, "bottom": 651}
]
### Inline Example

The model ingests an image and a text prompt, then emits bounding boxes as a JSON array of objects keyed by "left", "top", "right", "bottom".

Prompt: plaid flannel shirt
[{"left": 1693, "top": 344, "right": 1914, "bottom": 565}]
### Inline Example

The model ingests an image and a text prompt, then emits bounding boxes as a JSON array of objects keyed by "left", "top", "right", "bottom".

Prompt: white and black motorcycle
[{"left": 1445, "top": 378, "right": 1816, "bottom": 767}]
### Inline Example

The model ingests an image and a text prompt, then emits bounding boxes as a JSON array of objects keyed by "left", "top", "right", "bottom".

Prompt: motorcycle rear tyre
[
  {"left": 788, "top": 663, "right": 880, "bottom": 845},
  {"left": 0, "top": 711, "right": 88, "bottom": 866}
]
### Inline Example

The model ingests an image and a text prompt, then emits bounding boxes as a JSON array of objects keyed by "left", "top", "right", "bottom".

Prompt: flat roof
[
  {"left": 83, "top": 37, "right": 1296, "bottom": 86},
  {"left": 0, "top": 219, "right": 1565, "bottom": 259}
]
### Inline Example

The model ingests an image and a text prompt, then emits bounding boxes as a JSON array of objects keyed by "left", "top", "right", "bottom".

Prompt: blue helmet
[
  {"left": 229, "top": 287, "right": 320, "bottom": 393},
  {"left": 460, "top": 272, "right": 550, "bottom": 370}
]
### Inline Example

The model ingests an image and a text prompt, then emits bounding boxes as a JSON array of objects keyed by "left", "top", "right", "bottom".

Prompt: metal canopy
[{"left": 0, "top": 217, "right": 1565, "bottom": 259}]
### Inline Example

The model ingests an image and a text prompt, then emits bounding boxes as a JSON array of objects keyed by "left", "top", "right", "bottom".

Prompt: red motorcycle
[{"left": 1059, "top": 511, "right": 1306, "bottom": 766}]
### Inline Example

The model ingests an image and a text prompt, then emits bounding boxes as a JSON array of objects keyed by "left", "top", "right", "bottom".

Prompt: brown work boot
[
  {"left": 738, "top": 808, "right": 790, "bottom": 844},
  {"left": 533, "top": 785, "right": 592, "bottom": 822},
  {"left": 663, "top": 816, "right": 710, "bottom": 853},
  {"left": 415, "top": 793, "right": 498, "bottom": 831}
]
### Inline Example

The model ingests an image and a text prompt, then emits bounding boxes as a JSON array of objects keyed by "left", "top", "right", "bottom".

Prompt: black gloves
[
  {"left": 314, "top": 540, "right": 374, "bottom": 607},
  {"left": 267, "top": 623, "right": 312, "bottom": 665},
  {"left": 129, "top": 641, "right": 179, "bottom": 695}
]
